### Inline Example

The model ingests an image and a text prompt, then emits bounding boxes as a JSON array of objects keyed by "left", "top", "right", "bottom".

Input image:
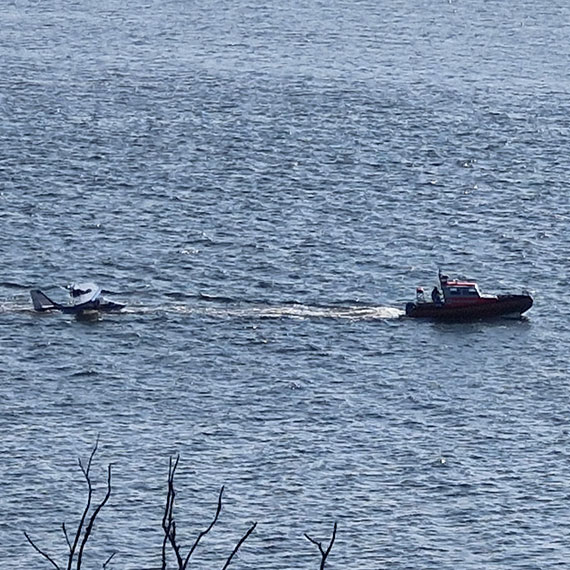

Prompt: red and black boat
[{"left": 405, "top": 272, "right": 533, "bottom": 321}]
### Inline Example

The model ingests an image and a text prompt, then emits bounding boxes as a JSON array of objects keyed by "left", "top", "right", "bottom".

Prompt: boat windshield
[{"left": 442, "top": 283, "right": 482, "bottom": 303}]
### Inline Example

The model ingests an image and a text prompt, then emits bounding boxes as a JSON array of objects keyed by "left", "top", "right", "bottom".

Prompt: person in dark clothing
[{"left": 431, "top": 286, "right": 442, "bottom": 304}]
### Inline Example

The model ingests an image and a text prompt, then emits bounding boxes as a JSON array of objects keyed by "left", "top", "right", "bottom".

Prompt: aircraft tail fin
[{"left": 30, "top": 289, "right": 61, "bottom": 312}]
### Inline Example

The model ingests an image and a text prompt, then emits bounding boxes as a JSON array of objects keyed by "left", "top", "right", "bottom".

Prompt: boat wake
[
  {"left": 3, "top": 300, "right": 404, "bottom": 321},
  {"left": 163, "top": 303, "right": 404, "bottom": 321}
]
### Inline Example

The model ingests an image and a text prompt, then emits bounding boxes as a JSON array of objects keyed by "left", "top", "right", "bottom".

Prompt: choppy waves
[{"left": 2, "top": 0, "right": 570, "bottom": 569}]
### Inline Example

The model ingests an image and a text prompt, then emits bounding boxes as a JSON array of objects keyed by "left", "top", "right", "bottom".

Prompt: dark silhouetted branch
[
  {"left": 161, "top": 455, "right": 182, "bottom": 569},
  {"left": 62, "top": 523, "right": 72, "bottom": 552},
  {"left": 103, "top": 551, "right": 116, "bottom": 568},
  {"left": 161, "top": 456, "right": 256, "bottom": 570},
  {"left": 23, "top": 437, "right": 114, "bottom": 570},
  {"left": 76, "top": 463, "right": 113, "bottom": 569},
  {"left": 68, "top": 436, "right": 100, "bottom": 570},
  {"left": 221, "top": 522, "right": 258, "bottom": 570},
  {"left": 183, "top": 485, "right": 224, "bottom": 567},
  {"left": 305, "top": 522, "right": 337, "bottom": 570},
  {"left": 162, "top": 455, "right": 227, "bottom": 570},
  {"left": 23, "top": 531, "right": 61, "bottom": 570},
  {"left": 25, "top": 449, "right": 266, "bottom": 569}
]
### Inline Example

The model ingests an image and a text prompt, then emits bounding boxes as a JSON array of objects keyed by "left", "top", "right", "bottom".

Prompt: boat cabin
[
  {"left": 441, "top": 281, "right": 481, "bottom": 304},
  {"left": 439, "top": 274, "right": 495, "bottom": 305}
]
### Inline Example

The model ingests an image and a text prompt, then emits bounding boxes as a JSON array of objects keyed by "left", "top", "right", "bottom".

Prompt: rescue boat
[{"left": 405, "top": 272, "right": 533, "bottom": 321}]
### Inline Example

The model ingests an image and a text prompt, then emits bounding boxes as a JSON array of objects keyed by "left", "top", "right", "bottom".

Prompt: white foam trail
[
  {"left": 160, "top": 303, "right": 404, "bottom": 320},
  {"left": 245, "top": 304, "right": 404, "bottom": 320},
  {"left": 13, "top": 300, "right": 404, "bottom": 320}
]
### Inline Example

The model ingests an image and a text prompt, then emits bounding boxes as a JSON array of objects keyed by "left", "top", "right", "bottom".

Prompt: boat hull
[{"left": 405, "top": 294, "right": 533, "bottom": 321}]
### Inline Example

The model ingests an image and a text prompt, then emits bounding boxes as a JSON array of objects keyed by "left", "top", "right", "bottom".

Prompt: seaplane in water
[
  {"left": 405, "top": 271, "right": 533, "bottom": 321},
  {"left": 31, "top": 282, "right": 125, "bottom": 315}
]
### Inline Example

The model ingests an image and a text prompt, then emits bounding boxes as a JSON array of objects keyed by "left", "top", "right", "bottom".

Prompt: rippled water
[{"left": 1, "top": 1, "right": 570, "bottom": 568}]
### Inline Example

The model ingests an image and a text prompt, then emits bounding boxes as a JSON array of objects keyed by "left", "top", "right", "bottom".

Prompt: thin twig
[
  {"left": 161, "top": 459, "right": 234, "bottom": 570},
  {"left": 69, "top": 436, "right": 100, "bottom": 570},
  {"left": 304, "top": 522, "right": 337, "bottom": 570},
  {"left": 183, "top": 485, "right": 225, "bottom": 569},
  {"left": 62, "top": 523, "right": 72, "bottom": 552},
  {"left": 221, "top": 522, "right": 257, "bottom": 570},
  {"left": 162, "top": 456, "right": 184, "bottom": 569},
  {"left": 23, "top": 531, "right": 62, "bottom": 570},
  {"left": 76, "top": 463, "right": 113, "bottom": 569},
  {"left": 102, "top": 551, "right": 116, "bottom": 568},
  {"left": 24, "top": 438, "right": 113, "bottom": 570},
  {"left": 161, "top": 458, "right": 174, "bottom": 570}
]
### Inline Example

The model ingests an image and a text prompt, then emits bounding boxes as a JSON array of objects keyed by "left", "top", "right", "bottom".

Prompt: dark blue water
[{"left": 2, "top": 1, "right": 569, "bottom": 568}]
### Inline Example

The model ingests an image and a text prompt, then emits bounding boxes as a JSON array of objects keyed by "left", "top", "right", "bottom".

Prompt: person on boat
[{"left": 431, "top": 286, "right": 442, "bottom": 305}]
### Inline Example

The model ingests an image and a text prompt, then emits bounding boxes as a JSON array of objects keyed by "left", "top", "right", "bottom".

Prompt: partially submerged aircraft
[{"left": 31, "top": 282, "right": 125, "bottom": 315}]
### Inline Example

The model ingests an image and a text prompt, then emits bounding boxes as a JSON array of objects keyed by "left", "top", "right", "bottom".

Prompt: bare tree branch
[
  {"left": 102, "top": 551, "right": 116, "bottom": 568},
  {"left": 76, "top": 463, "right": 113, "bottom": 569},
  {"left": 162, "top": 455, "right": 227, "bottom": 570},
  {"left": 183, "top": 485, "right": 225, "bottom": 568},
  {"left": 221, "top": 522, "right": 257, "bottom": 570},
  {"left": 25, "top": 450, "right": 273, "bottom": 570},
  {"left": 304, "top": 522, "right": 337, "bottom": 570},
  {"left": 23, "top": 532, "right": 62, "bottom": 570},
  {"left": 161, "top": 457, "right": 254, "bottom": 570},
  {"left": 62, "top": 523, "right": 72, "bottom": 552},
  {"left": 68, "top": 435, "right": 100, "bottom": 570},
  {"left": 24, "top": 437, "right": 113, "bottom": 570},
  {"left": 161, "top": 455, "right": 184, "bottom": 569}
]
